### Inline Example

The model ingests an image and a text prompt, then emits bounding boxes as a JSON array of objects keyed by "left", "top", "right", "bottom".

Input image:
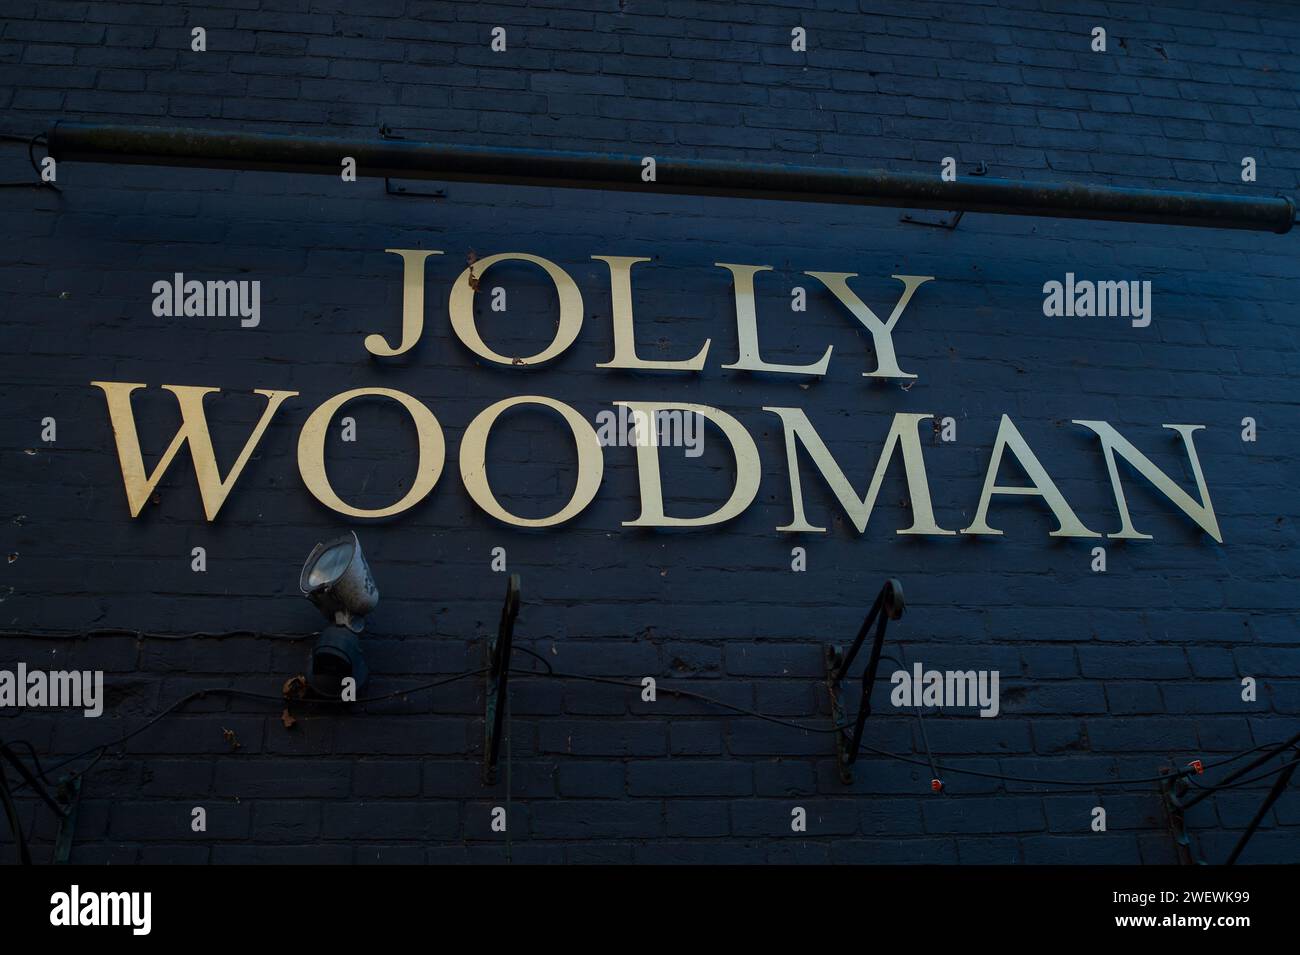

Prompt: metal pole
[
  {"left": 1224, "top": 754, "right": 1298, "bottom": 865},
  {"left": 482, "top": 574, "right": 520, "bottom": 785},
  {"left": 827, "top": 579, "right": 905, "bottom": 777},
  {"left": 46, "top": 122, "right": 1295, "bottom": 234},
  {"left": 844, "top": 607, "right": 891, "bottom": 770}
]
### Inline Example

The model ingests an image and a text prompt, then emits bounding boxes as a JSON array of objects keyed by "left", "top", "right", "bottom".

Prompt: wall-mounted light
[{"left": 299, "top": 531, "right": 378, "bottom": 695}]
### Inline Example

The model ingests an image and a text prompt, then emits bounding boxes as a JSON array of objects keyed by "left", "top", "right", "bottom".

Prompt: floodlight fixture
[
  {"left": 300, "top": 531, "right": 378, "bottom": 630},
  {"left": 300, "top": 532, "right": 378, "bottom": 696}
]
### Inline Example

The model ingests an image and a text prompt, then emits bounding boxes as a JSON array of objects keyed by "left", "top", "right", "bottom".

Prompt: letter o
[
  {"left": 298, "top": 388, "right": 445, "bottom": 518},
  {"left": 460, "top": 396, "right": 604, "bottom": 527},
  {"left": 448, "top": 253, "right": 583, "bottom": 366}
]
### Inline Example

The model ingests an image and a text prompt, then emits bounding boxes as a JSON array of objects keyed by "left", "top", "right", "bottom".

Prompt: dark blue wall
[{"left": 1, "top": 0, "right": 1298, "bottom": 863}]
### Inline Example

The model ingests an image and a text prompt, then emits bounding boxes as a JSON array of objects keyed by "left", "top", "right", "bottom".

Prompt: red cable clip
[
  {"left": 930, "top": 778, "right": 943, "bottom": 792},
  {"left": 1188, "top": 759, "right": 1204, "bottom": 775}
]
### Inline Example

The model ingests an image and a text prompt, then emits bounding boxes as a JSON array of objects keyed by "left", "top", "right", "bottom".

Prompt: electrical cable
[
  {"left": 508, "top": 666, "right": 1297, "bottom": 792},
  {"left": 514, "top": 645, "right": 554, "bottom": 675},
  {"left": 880, "top": 651, "right": 944, "bottom": 792},
  {"left": 1184, "top": 749, "right": 1300, "bottom": 793},
  {"left": 10, "top": 668, "right": 488, "bottom": 794},
  {"left": 0, "top": 651, "right": 1292, "bottom": 812},
  {"left": 5, "top": 740, "right": 52, "bottom": 786}
]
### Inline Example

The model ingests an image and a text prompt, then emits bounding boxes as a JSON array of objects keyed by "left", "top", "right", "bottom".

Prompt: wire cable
[
  {"left": 1185, "top": 748, "right": 1300, "bottom": 793},
  {"left": 11, "top": 668, "right": 487, "bottom": 794},
  {"left": 509, "top": 666, "right": 1293, "bottom": 791},
  {"left": 0, "top": 649, "right": 1292, "bottom": 806},
  {"left": 880, "top": 651, "right": 944, "bottom": 791},
  {"left": 514, "top": 645, "right": 554, "bottom": 675}
]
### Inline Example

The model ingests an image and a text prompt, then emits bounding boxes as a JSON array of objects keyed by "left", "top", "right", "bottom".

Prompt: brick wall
[{"left": 1, "top": 0, "right": 1298, "bottom": 863}]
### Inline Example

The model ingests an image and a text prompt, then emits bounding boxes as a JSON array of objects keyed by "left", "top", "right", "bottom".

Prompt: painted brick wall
[{"left": 1, "top": 0, "right": 1298, "bottom": 864}]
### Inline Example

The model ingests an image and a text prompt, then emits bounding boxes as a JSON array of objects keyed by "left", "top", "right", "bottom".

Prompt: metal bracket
[
  {"left": 825, "top": 645, "right": 853, "bottom": 784},
  {"left": 1159, "top": 770, "right": 1200, "bottom": 865},
  {"left": 0, "top": 133, "right": 60, "bottom": 192},
  {"left": 0, "top": 741, "right": 78, "bottom": 863},
  {"left": 1225, "top": 752, "right": 1299, "bottom": 865},
  {"left": 898, "top": 162, "right": 986, "bottom": 229},
  {"left": 824, "top": 578, "right": 905, "bottom": 785},
  {"left": 1160, "top": 729, "right": 1300, "bottom": 865},
  {"left": 899, "top": 209, "right": 964, "bottom": 229},
  {"left": 378, "top": 125, "right": 447, "bottom": 199},
  {"left": 482, "top": 573, "right": 521, "bottom": 785}
]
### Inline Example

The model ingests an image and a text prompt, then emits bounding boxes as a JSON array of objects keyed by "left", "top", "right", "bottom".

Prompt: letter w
[{"left": 91, "top": 382, "right": 298, "bottom": 520}]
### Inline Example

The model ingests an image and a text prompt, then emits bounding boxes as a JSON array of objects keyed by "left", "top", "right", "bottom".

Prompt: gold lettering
[
  {"left": 718, "top": 263, "right": 832, "bottom": 376},
  {"left": 619, "top": 401, "right": 760, "bottom": 527},
  {"left": 802, "top": 272, "right": 933, "bottom": 379},
  {"left": 459, "top": 396, "right": 604, "bottom": 527},
  {"left": 765, "top": 408, "right": 953, "bottom": 535},
  {"left": 962, "top": 414, "right": 1100, "bottom": 538},
  {"left": 364, "top": 249, "right": 444, "bottom": 357},
  {"left": 593, "top": 255, "right": 710, "bottom": 371},
  {"left": 297, "top": 388, "right": 445, "bottom": 518},
  {"left": 91, "top": 381, "right": 297, "bottom": 521},
  {"left": 1072, "top": 420, "right": 1222, "bottom": 542},
  {"left": 448, "top": 253, "right": 583, "bottom": 366}
]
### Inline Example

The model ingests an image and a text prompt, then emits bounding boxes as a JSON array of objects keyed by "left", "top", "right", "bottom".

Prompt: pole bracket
[
  {"left": 378, "top": 125, "right": 447, "bottom": 199},
  {"left": 1159, "top": 769, "right": 1199, "bottom": 865},
  {"left": 482, "top": 574, "right": 520, "bottom": 786},
  {"left": 825, "top": 645, "right": 853, "bottom": 784},
  {"left": 824, "top": 578, "right": 905, "bottom": 785}
]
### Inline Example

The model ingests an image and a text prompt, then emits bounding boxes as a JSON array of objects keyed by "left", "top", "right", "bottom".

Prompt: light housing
[
  {"left": 299, "top": 532, "right": 378, "bottom": 695},
  {"left": 299, "top": 531, "right": 378, "bottom": 631}
]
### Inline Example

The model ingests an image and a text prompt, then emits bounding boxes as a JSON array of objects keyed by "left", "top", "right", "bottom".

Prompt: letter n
[
  {"left": 91, "top": 382, "right": 298, "bottom": 520},
  {"left": 1072, "top": 420, "right": 1222, "bottom": 542}
]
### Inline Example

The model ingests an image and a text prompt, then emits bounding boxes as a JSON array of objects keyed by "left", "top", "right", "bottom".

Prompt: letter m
[
  {"left": 763, "top": 408, "right": 953, "bottom": 535},
  {"left": 91, "top": 382, "right": 297, "bottom": 521}
]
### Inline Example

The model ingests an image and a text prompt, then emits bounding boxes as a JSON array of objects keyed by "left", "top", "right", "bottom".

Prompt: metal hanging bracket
[
  {"left": 824, "top": 578, "right": 905, "bottom": 784},
  {"left": 0, "top": 133, "right": 60, "bottom": 192},
  {"left": 899, "top": 163, "right": 986, "bottom": 229},
  {"left": 378, "top": 125, "right": 447, "bottom": 199},
  {"left": 0, "top": 741, "right": 80, "bottom": 863},
  {"left": 482, "top": 573, "right": 521, "bottom": 785},
  {"left": 1161, "top": 728, "right": 1300, "bottom": 865}
]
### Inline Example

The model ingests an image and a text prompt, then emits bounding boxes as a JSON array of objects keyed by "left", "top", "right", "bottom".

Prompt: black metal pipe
[{"left": 47, "top": 121, "right": 1295, "bottom": 234}]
